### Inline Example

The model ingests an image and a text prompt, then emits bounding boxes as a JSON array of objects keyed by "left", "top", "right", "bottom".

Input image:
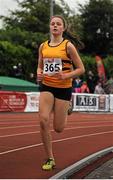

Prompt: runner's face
[{"left": 50, "top": 17, "right": 64, "bottom": 36}]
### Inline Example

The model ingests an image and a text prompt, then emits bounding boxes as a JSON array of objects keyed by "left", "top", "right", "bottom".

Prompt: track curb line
[{"left": 50, "top": 146, "right": 113, "bottom": 179}]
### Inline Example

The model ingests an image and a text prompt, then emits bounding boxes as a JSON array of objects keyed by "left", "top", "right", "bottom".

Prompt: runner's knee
[
  {"left": 54, "top": 126, "right": 64, "bottom": 133},
  {"left": 39, "top": 113, "right": 49, "bottom": 130}
]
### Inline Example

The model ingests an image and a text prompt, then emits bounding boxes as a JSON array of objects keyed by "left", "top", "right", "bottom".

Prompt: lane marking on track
[
  {"left": 0, "top": 120, "right": 113, "bottom": 129},
  {"left": 0, "top": 125, "right": 113, "bottom": 138},
  {"left": 0, "top": 121, "right": 37, "bottom": 125},
  {"left": 0, "top": 120, "right": 113, "bottom": 130},
  {"left": 68, "top": 120, "right": 113, "bottom": 125},
  {"left": 0, "top": 125, "right": 39, "bottom": 130},
  {"left": 0, "top": 131, "right": 39, "bottom": 138},
  {"left": 0, "top": 130, "right": 113, "bottom": 155},
  {"left": 1, "top": 119, "right": 113, "bottom": 123},
  {"left": 0, "top": 119, "right": 38, "bottom": 122}
]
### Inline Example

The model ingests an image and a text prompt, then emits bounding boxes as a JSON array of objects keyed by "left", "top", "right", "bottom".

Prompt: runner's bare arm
[
  {"left": 37, "top": 43, "right": 44, "bottom": 81},
  {"left": 57, "top": 42, "right": 85, "bottom": 80},
  {"left": 66, "top": 42, "right": 85, "bottom": 78}
]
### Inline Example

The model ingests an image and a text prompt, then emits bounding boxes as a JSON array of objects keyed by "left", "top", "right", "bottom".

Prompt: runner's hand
[
  {"left": 37, "top": 73, "right": 43, "bottom": 83},
  {"left": 55, "top": 72, "right": 69, "bottom": 80}
]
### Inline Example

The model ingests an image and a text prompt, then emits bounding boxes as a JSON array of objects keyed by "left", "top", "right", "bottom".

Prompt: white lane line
[
  {"left": 0, "top": 131, "right": 39, "bottom": 138},
  {"left": 0, "top": 120, "right": 37, "bottom": 125},
  {"left": 0, "top": 119, "right": 38, "bottom": 122},
  {"left": 1, "top": 121, "right": 111, "bottom": 128},
  {"left": 0, "top": 125, "right": 39, "bottom": 130},
  {"left": 0, "top": 125, "right": 113, "bottom": 138},
  {"left": 68, "top": 120, "right": 113, "bottom": 124},
  {"left": 1, "top": 120, "right": 113, "bottom": 130},
  {"left": 0, "top": 130, "right": 113, "bottom": 155}
]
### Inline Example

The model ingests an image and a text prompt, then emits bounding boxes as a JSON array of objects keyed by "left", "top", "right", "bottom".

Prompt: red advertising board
[{"left": 0, "top": 91, "right": 27, "bottom": 112}]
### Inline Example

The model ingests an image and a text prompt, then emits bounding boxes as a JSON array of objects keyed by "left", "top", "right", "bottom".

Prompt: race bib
[{"left": 43, "top": 58, "right": 62, "bottom": 75}]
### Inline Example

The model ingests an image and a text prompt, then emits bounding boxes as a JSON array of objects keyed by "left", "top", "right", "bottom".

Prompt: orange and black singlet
[{"left": 41, "top": 39, "right": 73, "bottom": 88}]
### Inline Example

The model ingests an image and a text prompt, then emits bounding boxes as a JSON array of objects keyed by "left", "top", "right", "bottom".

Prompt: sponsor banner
[
  {"left": 73, "top": 93, "right": 98, "bottom": 111},
  {"left": 25, "top": 92, "right": 40, "bottom": 112},
  {"left": 0, "top": 91, "right": 27, "bottom": 112},
  {"left": 110, "top": 95, "right": 113, "bottom": 112},
  {"left": 0, "top": 91, "right": 40, "bottom": 112},
  {"left": 98, "top": 94, "right": 109, "bottom": 111},
  {"left": 73, "top": 93, "right": 109, "bottom": 112},
  {"left": 0, "top": 91, "right": 111, "bottom": 112}
]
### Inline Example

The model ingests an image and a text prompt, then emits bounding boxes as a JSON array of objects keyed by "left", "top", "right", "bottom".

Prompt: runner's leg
[
  {"left": 39, "top": 92, "right": 54, "bottom": 159},
  {"left": 53, "top": 98, "right": 69, "bottom": 133}
]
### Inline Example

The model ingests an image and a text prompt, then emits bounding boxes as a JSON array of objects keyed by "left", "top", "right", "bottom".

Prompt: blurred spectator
[
  {"left": 17, "top": 63, "right": 24, "bottom": 79},
  {"left": 73, "top": 77, "right": 82, "bottom": 93},
  {"left": 81, "top": 81, "right": 90, "bottom": 93},
  {"left": 87, "top": 70, "right": 96, "bottom": 93},
  {"left": 11, "top": 63, "right": 24, "bottom": 79},
  {"left": 104, "top": 77, "right": 113, "bottom": 94},
  {"left": 11, "top": 65, "right": 18, "bottom": 77},
  {"left": 94, "top": 81, "right": 105, "bottom": 94},
  {"left": 29, "top": 73, "right": 36, "bottom": 83}
]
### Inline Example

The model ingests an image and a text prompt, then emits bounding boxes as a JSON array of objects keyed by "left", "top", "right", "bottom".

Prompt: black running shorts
[{"left": 39, "top": 83, "right": 72, "bottom": 101}]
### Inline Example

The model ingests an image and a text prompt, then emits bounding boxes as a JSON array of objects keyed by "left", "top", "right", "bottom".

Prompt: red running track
[{"left": 0, "top": 112, "right": 113, "bottom": 179}]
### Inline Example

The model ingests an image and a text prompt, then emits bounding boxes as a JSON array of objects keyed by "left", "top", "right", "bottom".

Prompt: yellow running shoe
[{"left": 42, "top": 158, "right": 56, "bottom": 170}]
